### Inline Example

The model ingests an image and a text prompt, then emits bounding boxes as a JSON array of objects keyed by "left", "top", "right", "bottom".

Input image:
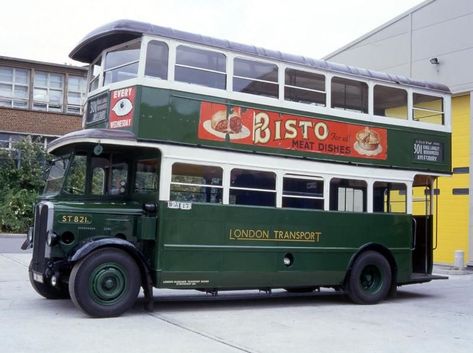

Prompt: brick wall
[{"left": 0, "top": 107, "right": 82, "bottom": 136}]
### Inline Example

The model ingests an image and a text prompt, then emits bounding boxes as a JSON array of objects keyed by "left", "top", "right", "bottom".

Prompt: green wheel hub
[
  {"left": 359, "top": 265, "right": 383, "bottom": 293},
  {"left": 89, "top": 262, "right": 128, "bottom": 305}
]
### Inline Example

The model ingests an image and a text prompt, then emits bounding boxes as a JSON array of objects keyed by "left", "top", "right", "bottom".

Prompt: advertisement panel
[{"left": 198, "top": 102, "right": 387, "bottom": 160}]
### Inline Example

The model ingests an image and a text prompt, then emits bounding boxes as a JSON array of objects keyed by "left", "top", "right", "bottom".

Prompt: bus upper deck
[{"left": 70, "top": 19, "right": 451, "bottom": 175}]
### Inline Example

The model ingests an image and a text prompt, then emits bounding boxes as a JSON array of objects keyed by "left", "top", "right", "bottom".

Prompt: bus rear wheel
[
  {"left": 346, "top": 251, "right": 392, "bottom": 304},
  {"left": 69, "top": 248, "right": 141, "bottom": 317}
]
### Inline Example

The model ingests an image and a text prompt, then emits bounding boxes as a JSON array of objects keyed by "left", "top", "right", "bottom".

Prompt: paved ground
[{"left": 1, "top": 249, "right": 473, "bottom": 353}]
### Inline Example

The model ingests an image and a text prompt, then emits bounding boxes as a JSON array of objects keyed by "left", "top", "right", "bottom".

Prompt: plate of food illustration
[
  {"left": 354, "top": 127, "right": 383, "bottom": 156},
  {"left": 203, "top": 110, "right": 250, "bottom": 140}
]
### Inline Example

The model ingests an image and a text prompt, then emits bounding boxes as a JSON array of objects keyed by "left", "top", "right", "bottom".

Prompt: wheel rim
[
  {"left": 89, "top": 262, "right": 128, "bottom": 305},
  {"left": 359, "top": 265, "right": 383, "bottom": 293}
]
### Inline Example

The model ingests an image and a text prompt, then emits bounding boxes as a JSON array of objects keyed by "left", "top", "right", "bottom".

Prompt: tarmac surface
[{"left": 1, "top": 236, "right": 473, "bottom": 353}]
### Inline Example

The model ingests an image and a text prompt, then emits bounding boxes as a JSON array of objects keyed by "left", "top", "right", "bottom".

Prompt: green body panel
[
  {"left": 154, "top": 202, "right": 412, "bottom": 289},
  {"left": 132, "top": 86, "right": 451, "bottom": 174},
  {"left": 46, "top": 198, "right": 411, "bottom": 290},
  {"left": 48, "top": 201, "right": 143, "bottom": 258}
]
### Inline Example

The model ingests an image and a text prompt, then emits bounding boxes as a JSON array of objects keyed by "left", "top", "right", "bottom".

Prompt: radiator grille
[{"left": 31, "top": 203, "right": 49, "bottom": 273}]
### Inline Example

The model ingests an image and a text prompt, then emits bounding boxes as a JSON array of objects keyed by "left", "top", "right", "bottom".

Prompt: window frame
[
  {"left": 32, "top": 70, "right": 65, "bottom": 113},
  {"left": 284, "top": 68, "right": 326, "bottom": 106},
  {"left": 412, "top": 92, "right": 444, "bottom": 125},
  {"left": 373, "top": 84, "right": 408, "bottom": 120},
  {"left": 170, "top": 162, "right": 224, "bottom": 204},
  {"left": 282, "top": 174, "right": 325, "bottom": 210},
  {"left": 233, "top": 57, "right": 279, "bottom": 98},
  {"left": 0, "top": 66, "right": 29, "bottom": 109},
  {"left": 102, "top": 39, "right": 142, "bottom": 86},
  {"left": 174, "top": 44, "right": 227, "bottom": 90}
]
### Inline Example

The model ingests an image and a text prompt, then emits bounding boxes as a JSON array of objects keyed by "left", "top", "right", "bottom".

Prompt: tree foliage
[{"left": 0, "top": 137, "right": 49, "bottom": 232}]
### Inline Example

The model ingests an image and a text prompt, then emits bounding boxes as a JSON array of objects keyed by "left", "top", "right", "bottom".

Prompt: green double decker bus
[{"left": 23, "top": 20, "right": 451, "bottom": 317}]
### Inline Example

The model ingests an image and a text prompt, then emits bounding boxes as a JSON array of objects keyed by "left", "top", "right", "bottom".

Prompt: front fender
[{"left": 69, "top": 238, "right": 141, "bottom": 262}]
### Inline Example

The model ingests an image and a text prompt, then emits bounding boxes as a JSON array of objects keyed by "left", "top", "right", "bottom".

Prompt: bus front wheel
[
  {"left": 69, "top": 248, "right": 141, "bottom": 317},
  {"left": 346, "top": 251, "right": 392, "bottom": 304}
]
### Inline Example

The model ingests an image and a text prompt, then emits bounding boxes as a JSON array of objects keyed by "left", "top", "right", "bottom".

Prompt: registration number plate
[{"left": 32, "top": 271, "right": 44, "bottom": 283}]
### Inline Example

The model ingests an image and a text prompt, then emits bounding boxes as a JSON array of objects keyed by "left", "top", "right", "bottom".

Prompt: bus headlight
[{"left": 46, "top": 231, "right": 58, "bottom": 247}]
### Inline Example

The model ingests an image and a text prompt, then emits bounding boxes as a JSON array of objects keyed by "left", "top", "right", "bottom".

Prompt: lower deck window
[
  {"left": 373, "top": 182, "right": 407, "bottom": 213},
  {"left": 282, "top": 175, "right": 324, "bottom": 210},
  {"left": 135, "top": 159, "right": 159, "bottom": 192},
  {"left": 330, "top": 178, "right": 367, "bottom": 212},
  {"left": 170, "top": 163, "right": 222, "bottom": 203},
  {"left": 230, "top": 168, "right": 276, "bottom": 206}
]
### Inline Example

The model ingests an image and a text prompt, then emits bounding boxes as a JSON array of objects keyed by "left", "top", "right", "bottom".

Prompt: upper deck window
[
  {"left": 88, "top": 58, "right": 101, "bottom": 92},
  {"left": 104, "top": 41, "right": 140, "bottom": 86},
  {"left": 413, "top": 93, "right": 444, "bottom": 125},
  {"left": 331, "top": 77, "right": 368, "bottom": 113},
  {"left": 145, "top": 40, "right": 169, "bottom": 79},
  {"left": 175, "top": 46, "right": 226, "bottom": 89},
  {"left": 284, "top": 69, "right": 325, "bottom": 106},
  {"left": 374, "top": 85, "right": 407, "bottom": 120},
  {"left": 233, "top": 58, "right": 278, "bottom": 98}
]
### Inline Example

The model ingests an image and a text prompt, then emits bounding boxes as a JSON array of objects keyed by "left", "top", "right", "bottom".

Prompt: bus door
[{"left": 411, "top": 175, "right": 437, "bottom": 274}]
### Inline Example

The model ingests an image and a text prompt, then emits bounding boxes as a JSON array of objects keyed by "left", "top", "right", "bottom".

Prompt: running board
[{"left": 401, "top": 272, "right": 448, "bottom": 285}]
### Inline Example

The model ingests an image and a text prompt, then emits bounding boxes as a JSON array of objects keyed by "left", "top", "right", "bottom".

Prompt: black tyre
[
  {"left": 346, "top": 251, "right": 392, "bottom": 304},
  {"left": 28, "top": 260, "right": 69, "bottom": 299},
  {"left": 69, "top": 248, "right": 141, "bottom": 318}
]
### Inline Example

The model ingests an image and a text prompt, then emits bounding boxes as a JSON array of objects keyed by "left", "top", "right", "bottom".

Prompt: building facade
[
  {"left": 325, "top": 0, "right": 473, "bottom": 266},
  {"left": 0, "top": 56, "right": 87, "bottom": 148}
]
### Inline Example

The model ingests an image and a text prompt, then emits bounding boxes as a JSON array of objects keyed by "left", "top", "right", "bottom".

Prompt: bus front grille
[{"left": 31, "top": 203, "right": 49, "bottom": 273}]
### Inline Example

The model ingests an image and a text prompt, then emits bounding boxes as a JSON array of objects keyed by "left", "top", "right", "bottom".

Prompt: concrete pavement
[{"left": 1, "top": 252, "right": 473, "bottom": 353}]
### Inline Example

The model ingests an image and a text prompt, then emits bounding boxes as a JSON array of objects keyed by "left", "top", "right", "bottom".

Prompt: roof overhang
[{"left": 47, "top": 128, "right": 137, "bottom": 153}]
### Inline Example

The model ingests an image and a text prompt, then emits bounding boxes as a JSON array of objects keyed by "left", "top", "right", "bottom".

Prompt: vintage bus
[{"left": 23, "top": 20, "right": 451, "bottom": 317}]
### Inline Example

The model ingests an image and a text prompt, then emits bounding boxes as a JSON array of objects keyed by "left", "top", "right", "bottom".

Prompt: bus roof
[{"left": 70, "top": 19, "right": 450, "bottom": 94}]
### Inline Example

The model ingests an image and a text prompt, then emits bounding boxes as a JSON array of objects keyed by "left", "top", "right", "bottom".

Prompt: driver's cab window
[
  {"left": 91, "top": 154, "right": 129, "bottom": 196},
  {"left": 63, "top": 154, "right": 86, "bottom": 195}
]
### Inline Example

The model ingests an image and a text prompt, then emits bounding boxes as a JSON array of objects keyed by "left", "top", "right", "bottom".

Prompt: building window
[
  {"left": 284, "top": 69, "right": 326, "bottom": 106},
  {"left": 67, "top": 75, "right": 86, "bottom": 114},
  {"left": 331, "top": 76, "right": 368, "bottom": 113},
  {"left": 175, "top": 45, "right": 226, "bottom": 89},
  {"left": 373, "top": 85, "right": 407, "bottom": 120},
  {"left": 33, "top": 71, "right": 64, "bottom": 112},
  {"left": 0, "top": 66, "right": 29, "bottom": 109},
  {"left": 230, "top": 168, "right": 276, "bottom": 206},
  {"left": 233, "top": 58, "right": 279, "bottom": 98}
]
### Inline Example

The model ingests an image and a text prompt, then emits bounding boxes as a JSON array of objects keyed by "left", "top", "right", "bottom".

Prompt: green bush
[{"left": 0, "top": 137, "right": 49, "bottom": 233}]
